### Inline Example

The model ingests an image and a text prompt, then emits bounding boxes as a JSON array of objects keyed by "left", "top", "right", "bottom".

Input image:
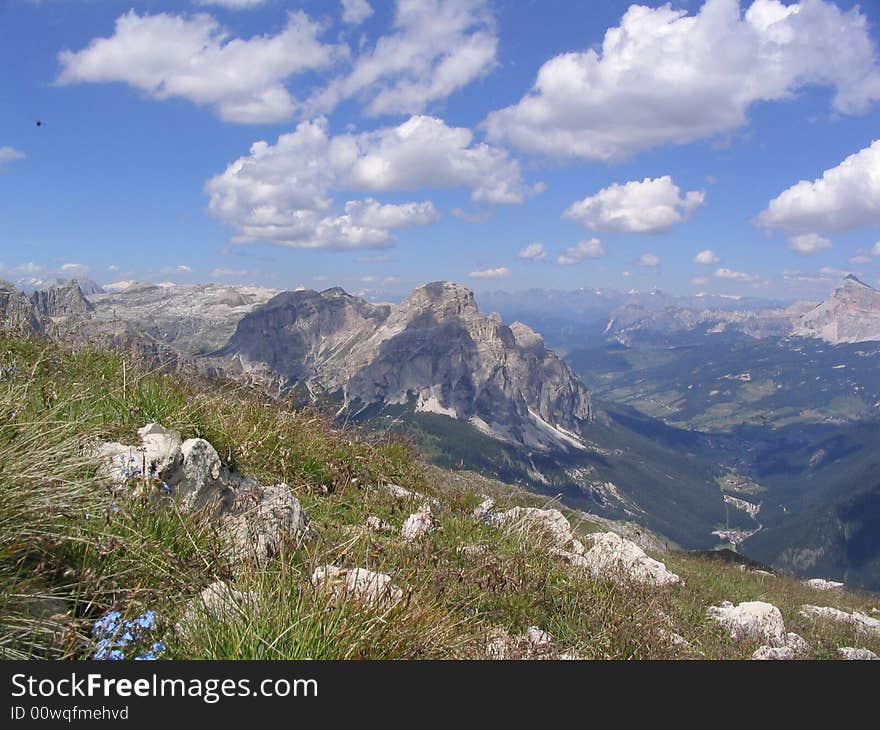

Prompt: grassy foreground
[{"left": 1, "top": 333, "right": 877, "bottom": 660}]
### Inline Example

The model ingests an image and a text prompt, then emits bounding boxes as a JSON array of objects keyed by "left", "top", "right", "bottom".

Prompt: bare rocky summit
[
  {"left": 217, "top": 281, "right": 593, "bottom": 450},
  {"left": 795, "top": 275, "right": 880, "bottom": 344}
]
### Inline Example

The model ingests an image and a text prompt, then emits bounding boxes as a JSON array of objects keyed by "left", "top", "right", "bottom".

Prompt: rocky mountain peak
[
  {"left": 400, "top": 281, "right": 479, "bottom": 321},
  {"left": 31, "top": 279, "right": 94, "bottom": 319},
  {"left": 796, "top": 276, "right": 880, "bottom": 343},
  {"left": 216, "top": 282, "right": 592, "bottom": 451}
]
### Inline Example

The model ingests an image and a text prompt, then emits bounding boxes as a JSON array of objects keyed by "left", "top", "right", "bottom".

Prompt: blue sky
[{"left": 1, "top": 0, "right": 879, "bottom": 302}]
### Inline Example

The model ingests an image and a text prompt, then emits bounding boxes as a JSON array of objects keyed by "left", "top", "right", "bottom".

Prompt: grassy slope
[{"left": 1, "top": 334, "right": 878, "bottom": 660}]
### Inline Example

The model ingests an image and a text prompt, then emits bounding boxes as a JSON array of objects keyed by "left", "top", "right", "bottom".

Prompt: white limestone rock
[
  {"left": 364, "top": 515, "right": 392, "bottom": 532},
  {"left": 178, "top": 581, "right": 255, "bottom": 633},
  {"left": 578, "top": 532, "right": 682, "bottom": 587},
  {"left": 172, "top": 438, "right": 224, "bottom": 509},
  {"left": 311, "top": 566, "right": 403, "bottom": 606},
  {"left": 219, "top": 481, "right": 310, "bottom": 564},
  {"left": 498, "top": 507, "right": 574, "bottom": 548},
  {"left": 525, "top": 626, "right": 553, "bottom": 651},
  {"left": 800, "top": 605, "right": 880, "bottom": 636},
  {"left": 838, "top": 647, "right": 879, "bottom": 660},
  {"left": 707, "top": 601, "right": 787, "bottom": 646},
  {"left": 401, "top": 503, "right": 437, "bottom": 542},
  {"left": 381, "top": 483, "right": 422, "bottom": 501},
  {"left": 472, "top": 497, "right": 495, "bottom": 521},
  {"left": 752, "top": 633, "right": 809, "bottom": 660},
  {"left": 804, "top": 578, "right": 845, "bottom": 591}
]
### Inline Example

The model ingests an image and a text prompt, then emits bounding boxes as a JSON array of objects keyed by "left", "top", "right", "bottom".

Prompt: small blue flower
[
  {"left": 134, "top": 610, "right": 157, "bottom": 631},
  {"left": 159, "top": 482, "right": 172, "bottom": 494},
  {"left": 92, "top": 611, "right": 122, "bottom": 637}
]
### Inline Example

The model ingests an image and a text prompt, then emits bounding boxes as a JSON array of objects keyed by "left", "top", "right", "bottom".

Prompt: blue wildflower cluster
[{"left": 91, "top": 609, "right": 165, "bottom": 661}]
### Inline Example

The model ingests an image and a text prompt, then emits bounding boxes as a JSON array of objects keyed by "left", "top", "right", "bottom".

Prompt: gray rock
[
  {"left": 219, "top": 481, "right": 310, "bottom": 564},
  {"left": 804, "top": 578, "right": 845, "bottom": 591},
  {"left": 707, "top": 601, "right": 787, "bottom": 646},
  {"left": 179, "top": 581, "right": 255, "bottom": 632},
  {"left": 795, "top": 275, "right": 880, "bottom": 344},
  {"left": 364, "top": 516, "right": 393, "bottom": 532},
  {"left": 752, "top": 632, "right": 808, "bottom": 660},
  {"left": 574, "top": 532, "right": 682, "bottom": 587},
  {"left": 498, "top": 507, "right": 574, "bottom": 548},
  {"left": 311, "top": 566, "right": 403, "bottom": 606},
  {"left": 400, "top": 503, "right": 437, "bottom": 542},
  {"left": 838, "top": 647, "right": 879, "bottom": 660},
  {"left": 800, "top": 605, "right": 880, "bottom": 636}
]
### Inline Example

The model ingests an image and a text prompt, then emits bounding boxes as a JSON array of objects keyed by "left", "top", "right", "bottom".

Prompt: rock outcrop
[
  {"left": 804, "top": 578, "right": 845, "bottom": 591},
  {"left": 555, "top": 531, "right": 682, "bottom": 587},
  {"left": 217, "top": 282, "right": 592, "bottom": 450},
  {"left": 311, "top": 566, "right": 403, "bottom": 606},
  {"left": 838, "top": 647, "right": 879, "bottom": 660},
  {"left": 707, "top": 601, "right": 787, "bottom": 646},
  {"left": 30, "top": 280, "right": 94, "bottom": 320},
  {"left": 0, "top": 280, "right": 42, "bottom": 333},
  {"left": 401, "top": 504, "right": 437, "bottom": 542},
  {"left": 95, "top": 423, "right": 310, "bottom": 564},
  {"left": 800, "top": 605, "right": 880, "bottom": 636},
  {"left": 497, "top": 506, "right": 574, "bottom": 548},
  {"left": 178, "top": 581, "right": 256, "bottom": 632},
  {"left": 795, "top": 275, "right": 880, "bottom": 343}
]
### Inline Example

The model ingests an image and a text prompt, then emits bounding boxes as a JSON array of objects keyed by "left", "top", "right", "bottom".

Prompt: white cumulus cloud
[
  {"left": 205, "top": 115, "right": 527, "bottom": 249},
  {"left": 715, "top": 267, "right": 759, "bottom": 282},
  {"left": 341, "top": 0, "right": 374, "bottom": 25},
  {"left": 693, "top": 249, "right": 720, "bottom": 265},
  {"left": 563, "top": 176, "right": 704, "bottom": 234},
  {"left": 757, "top": 140, "right": 880, "bottom": 234},
  {"left": 637, "top": 253, "right": 661, "bottom": 267},
  {"left": 517, "top": 243, "right": 546, "bottom": 261},
  {"left": 485, "top": 0, "right": 880, "bottom": 161},
  {"left": 308, "top": 0, "right": 497, "bottom": 117},
  {"left": 468, "top": 266, "right": 510, "bottom": 279},
  {"left": 788, "top": 233, "right": 831, "bottom": 255},
  {"left": 557, "top": 239, "right": 605, "bottom": 266},
  {"left": 57, "top": 11, "right": 344, "bottom": 124}
]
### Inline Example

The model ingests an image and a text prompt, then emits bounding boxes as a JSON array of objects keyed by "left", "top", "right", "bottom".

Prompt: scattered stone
[
  {"left": 457, "top": 544, "right": 490, "bottom": 557},
  {"left": 525, "top": 626, "right": 553, "bottom": 651},
  {"left": 752, "top": 645, "right": 797, "bottom": 660},
  {"left": 752, "top": 633, "right": 809, "bottom": 660},
  {"left": 364, "top": 515, "right": 392, "bottom": 532},
  {"left": 751, "top": 570, "right": 775, "bottom": 578},
  {"left": 498, "top": 507, "right": 574, "bottom": 548},
  {"left": 472, "top": 497, "right": 495, "bottom": 521},
  {"left": 657, "top": 629, "right": 690, "bottom": 648},
  {"left": 401, "top": 503, "right": 437, "bottom": 542},
  {"left": 804, "top": 578, "right": 845, "bottom": 591},
  {"left": 838, "top": 647, "right": 879, "bottom": 660},
  {"left": 800, "top": 605, "right": 880, "bottom": 636},
  {"left": 172, "top": 438, "right": 224, "bottom": 509},
  {"left": 179, "top": 581, "right": 255, "bottom": 632},
  {"left": 707, "top": 601, "right": 787, "bottom": 646},
  {"left": 311, "top": 566, "right": 403, "bottom": 607},
  {"left": 484, "top": 627, "right": 556, "bottom": 660},
  {"left": 577, "top": 532, "right": 682, "bottom": 587},
  {"left": 381, "top": 483, "right": 422, "bottom": 500},
  {"left": 570, "top": 538, "right": 586, "bottom": 556},
  {"left": 219, "top": 481, "right": 310, "bottom": 564}
]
